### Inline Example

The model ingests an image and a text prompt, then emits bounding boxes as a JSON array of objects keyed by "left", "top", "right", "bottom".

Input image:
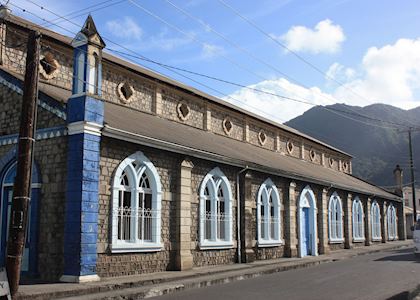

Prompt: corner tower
[{"left": 61, "top": 16, "right": 105, "bottom": 283}]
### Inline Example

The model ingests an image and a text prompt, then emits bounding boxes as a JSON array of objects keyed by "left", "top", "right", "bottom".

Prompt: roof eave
[{"left": 102, "top": 124, "right": 398, "bottom": 201}]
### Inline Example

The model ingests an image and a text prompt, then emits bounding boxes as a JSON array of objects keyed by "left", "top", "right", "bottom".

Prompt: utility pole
[
  {"left": 408, "top": 128, "right": 418, "bottom": 223},
  {"left": 6, "top": 30, "right": 40, "bottom": 297}
]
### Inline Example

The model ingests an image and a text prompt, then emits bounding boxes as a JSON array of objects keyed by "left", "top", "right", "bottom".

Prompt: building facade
[{"left": 0, "top": 13, "right": 405, "bottom": 282}]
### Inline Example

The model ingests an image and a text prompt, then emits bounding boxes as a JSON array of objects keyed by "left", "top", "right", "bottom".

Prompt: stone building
[{"left": 0, "top": 13, "right": 405, "bottom": 283}]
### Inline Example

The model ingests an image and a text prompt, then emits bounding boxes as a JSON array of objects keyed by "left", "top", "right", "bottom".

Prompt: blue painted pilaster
[{"left": 62, "top": 95, "right": 103, "bottom": 281}]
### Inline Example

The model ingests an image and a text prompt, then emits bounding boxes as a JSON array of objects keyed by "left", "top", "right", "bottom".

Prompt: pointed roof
[{"left": 72, "top": 15, "right": 105, "bottom": 48}]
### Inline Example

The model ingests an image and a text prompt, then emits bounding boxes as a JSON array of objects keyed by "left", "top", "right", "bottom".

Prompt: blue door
[
  {"left": 0, "top": 162, "right": 39, "bottom": 276},
  {"left": 301, "top": 207, "right": 311, "bottom": 256}
]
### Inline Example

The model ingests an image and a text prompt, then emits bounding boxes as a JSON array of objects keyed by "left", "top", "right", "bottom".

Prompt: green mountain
[{"left": 285, "top": 103, "right": 420, "bottom": 188}]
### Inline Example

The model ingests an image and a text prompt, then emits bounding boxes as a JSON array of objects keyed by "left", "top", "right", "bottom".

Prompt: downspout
[{"left": 236, "top": 166, "right": 248, "bottom": 264}]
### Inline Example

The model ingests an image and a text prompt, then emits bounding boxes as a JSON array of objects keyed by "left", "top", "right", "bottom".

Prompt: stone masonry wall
[
  {"left": 0, "top": 86, "right": 65, "bottom": 136},
  {"left": 97, "top": 137, "right": 181, "bottom": 277},
  {"left": 0, "top": 137, "right": 67, "bottom": 281},
  {"left": 250, "top": 171, "right": 286, "bottom": 260},
  {"left": 0, "top": 86, "right": 67, "bottom": 284},
  {"left": 102, "top": 65, "right": 155, "bottom": 113},
  {"left": 190, "top": 158, "right": 238, "bottom": 267}
]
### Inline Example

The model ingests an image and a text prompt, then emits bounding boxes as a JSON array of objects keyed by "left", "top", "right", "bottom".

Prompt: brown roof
[
  {"left": 103, "top": 101, "right": 399, "bottom": 201},
  {"left": 6, "top": 14, "right": 351, "bottom": 157}
]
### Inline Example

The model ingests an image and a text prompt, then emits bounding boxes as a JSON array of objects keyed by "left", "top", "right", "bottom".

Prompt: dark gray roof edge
[
  {"left": 6, "top": 14, "right": 351, "bottom": 158},
  {"left": 102, "top": 125, "right": 399, "bottom": 202}
]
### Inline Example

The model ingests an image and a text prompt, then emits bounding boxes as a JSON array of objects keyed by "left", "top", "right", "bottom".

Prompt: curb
[{"left": 17, "top": 242, "right": 413, "bottom": 300}]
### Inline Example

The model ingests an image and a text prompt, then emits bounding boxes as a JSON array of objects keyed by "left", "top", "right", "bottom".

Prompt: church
[{"left": 0, "top": 12, "right": 405, "bottom": 283}]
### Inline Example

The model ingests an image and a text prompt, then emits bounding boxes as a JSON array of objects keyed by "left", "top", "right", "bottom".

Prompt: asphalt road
[{"left": 152, "top": 248, "right": 419, "bottom": 300}]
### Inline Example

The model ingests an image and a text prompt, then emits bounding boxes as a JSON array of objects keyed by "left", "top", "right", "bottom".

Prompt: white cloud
[
  {"left": 225, "top": 37, "right": 420, "bottom": 123},
  {"left": 332, "top": 38, "right": 420, "bottom": 108},
  {"left": 326, "top": 63, "right": 355, "bottom": 86},
  {"left": 279, "top": 19, "right": 345, "bottom": 54},
  {"left": 106, "top": 17, "right": 143, "bottom": 40},
  {"left": 224, "top": 78, "right": 336, "bottom": 122}
]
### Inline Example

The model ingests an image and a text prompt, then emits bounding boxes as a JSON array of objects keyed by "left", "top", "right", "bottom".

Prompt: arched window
[
  {"left": 387, "top": 204, "right": 397, "bottom": 240},
  {"left": 74, "top": 50, "right": 85, "bottom": 94},
  {"left": 257, "top": 178, "right": 282, "bottom": 246},
  {"left": 199, "top": 167, "right": 233, "bottom": 249},
  {"left": 352, "top": 197, "right": 365, "bottom": 241},
  {"left": 328, "top": 192, "right": 344, "bottom": 242},
  {"left": 371, "top": 201, "right": 381, "bottom": 240},
  {"left": 88, "top": 53, "right": 100, "bottom": 95},
  {"left": 111, "top": 151, "right": 162, "bottom": 252},
  {"left": 0, "top": 160, "right": 41, "bottom": 273}
]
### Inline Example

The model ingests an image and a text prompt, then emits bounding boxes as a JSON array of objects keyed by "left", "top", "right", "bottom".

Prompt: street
[{"left": 152, "top": 248, "right": 419, "bottom": 300}]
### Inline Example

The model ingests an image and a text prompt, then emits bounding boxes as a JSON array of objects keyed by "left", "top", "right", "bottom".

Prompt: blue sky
[{"left": 7, "top": 0, "right": 420, "bottom": 122}]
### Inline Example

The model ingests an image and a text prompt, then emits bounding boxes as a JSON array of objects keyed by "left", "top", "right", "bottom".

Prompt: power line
[
  {"left": 216, "top": 0, "right": 373, "bottom": 105},
  {"left": 2, "top": 3, "right": 292, "bottom": 125},
  {"left": 9, "top": 1, "right": 419, "bottom": 131},
  {"left": 39, "top": 0, "right": 127, "bottom": 27},
  {"left": 215, "top": 0, "right": 420, "bottom": 129},
  {"left": 161, "top": 0, "right": 337, "bottom": 105}
]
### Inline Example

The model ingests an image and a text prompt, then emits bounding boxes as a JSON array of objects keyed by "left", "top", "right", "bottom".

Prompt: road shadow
[{"left": 375, "top": 248, "right": 420, "bottom": 263}]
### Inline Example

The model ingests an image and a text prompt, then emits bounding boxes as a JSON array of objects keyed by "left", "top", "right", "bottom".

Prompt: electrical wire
[
  {"left": 216, "top": 0, "right": 420, "bottom": 129},
  {"left": 7, "top": 0, "right": 419, "bottom": 131}
]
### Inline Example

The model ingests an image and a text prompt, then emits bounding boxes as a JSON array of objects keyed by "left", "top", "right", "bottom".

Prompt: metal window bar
[
  {"left": 203, "top": 212, "right": 231, "bottom": 241},
  {"left": 116, "top": 207, "right": 159, "bottom": 242}
]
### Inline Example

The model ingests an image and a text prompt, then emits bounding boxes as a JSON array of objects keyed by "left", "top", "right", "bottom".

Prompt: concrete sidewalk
[{"left": 16, "top": 240, "right": 415, "bottom": 300}]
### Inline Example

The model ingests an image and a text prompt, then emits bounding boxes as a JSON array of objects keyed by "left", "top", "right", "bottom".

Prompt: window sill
[
  {"left": 257, "top": 240, "right": 284, "bottom": 248},
  {"left": 110, "top": 243, "right": 162, "bottom": 253},
  {"left": 372, "top": 237, "right": 382, "bottom": 242},
  {"left": 199, "top": 241, "right": 234, "bottom": 250},
  {"left": 352, "top": 238, "right": 365, "bottom": 243},
  {"left": 329, "top": 239, "right": 344, "bottom": 244}
]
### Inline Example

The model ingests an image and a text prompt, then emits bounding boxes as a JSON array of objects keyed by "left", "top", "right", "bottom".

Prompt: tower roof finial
[{"left": 72, "top": 14, "right": 105, "bottom": 48}]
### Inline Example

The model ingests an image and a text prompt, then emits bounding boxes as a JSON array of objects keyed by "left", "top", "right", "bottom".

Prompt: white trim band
[{"left": 68, "top": 121, "right": 103, "bottom": 136}]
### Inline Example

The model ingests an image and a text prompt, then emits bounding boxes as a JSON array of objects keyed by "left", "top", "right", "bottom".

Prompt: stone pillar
[
  {"left": 381, "top": 201, "right": 387, "bottom": 243},
  {"left": 318, "top": 188, "right": 329, "bottom": 254},
  {"left": 175, "top": 159, "right": 194, "bottom": 270},
  {"left": 344, "top": 193, "right": 353, "bottom": 249},
  {"left": 275, "top": 133, "right": 280, "bottom": 152},
  {"left": 240, "top": 171, "right": 255, "bottom": 263},
  {"left": 154, "top": 86, "right": 163, "bottom": 116},
  {"left": 364, "top": 198, "right": 372, "bottom": 246},
  {"left": 204, "top": 103, "right": 211, "bottom": 131},
  {"left": 0, "top": 8, "right": 7, "bottom": 65},
  {"left": 285, "top": 182, "right": 298, "bottom": 257},
  {"left": 244, "top": 119, "right": 249, "bottom": 142}
]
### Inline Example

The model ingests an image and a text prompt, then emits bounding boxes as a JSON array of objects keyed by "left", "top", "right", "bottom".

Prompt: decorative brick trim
[
  {"left": 0, "top": 71, "right": 67, "bottom": 120},
  {"left": 0, "top": 126, "right": 67, "bottom": 146}
]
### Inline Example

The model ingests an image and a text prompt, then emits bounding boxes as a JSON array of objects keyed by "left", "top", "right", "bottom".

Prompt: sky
[{"left": 6, "top": 0, "right": 420, "bottom": 123}]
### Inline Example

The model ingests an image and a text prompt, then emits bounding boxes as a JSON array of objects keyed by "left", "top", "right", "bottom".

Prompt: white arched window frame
[
  {"left": 387, "top": 204, "right": 397, "bottom": 240},
  {"left": 87, "top": 51, "right": 100, "bottom": 95},
  {"left": 371, "top": 201, "right": 381, "bottom": 241},
  {"left": 257, "top": 178, "right": 282, "bottom": 247},
  {"left": 111, "top": 151, "right": 162, "bottom": 253},
  {"left": 199, "top": 167, "right": 233, "bottom": 249},
  {"left": 352, "top": 197, "right": 365, "bottom": 242},
  {"left": 328, "top": 192, "right": 344, "bottom": 242},
  {"left": 75, "top": 50, "right": 85, "bottom": 94}
]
